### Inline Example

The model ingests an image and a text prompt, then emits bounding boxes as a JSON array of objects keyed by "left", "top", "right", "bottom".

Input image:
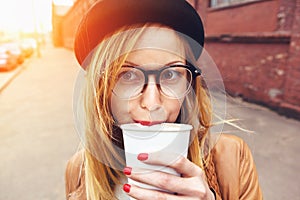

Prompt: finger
[
  {"left": 127, "top": 168, "right": 209, "bottom": 197},
  {"left": 123, "top": 183, "right": 194, "bottom": 200},
  {"left": 138, "top": 152, "right": 204, "bottom": 177}
]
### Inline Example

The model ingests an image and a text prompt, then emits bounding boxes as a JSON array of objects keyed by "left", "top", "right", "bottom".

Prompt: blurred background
[{"left": 0, "top": 0, "right": 299, "bottom": 199}]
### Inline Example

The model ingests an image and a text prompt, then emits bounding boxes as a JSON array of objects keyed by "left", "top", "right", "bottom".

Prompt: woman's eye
[
  {"left": 118, "top": 69, "right": 142, "bottom": 83},
  {"left": 122, "top": 71, "right": 135, "bottom": 80},
  {"left": 161, "top": 69, "right": 179, "bottom": 81}
]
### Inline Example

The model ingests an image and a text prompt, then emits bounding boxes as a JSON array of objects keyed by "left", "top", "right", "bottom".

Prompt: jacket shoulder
[
  {"left": 215, "top": 134, "right": 245, "bottom": 149},
  {"left": 212, "top": 134, "right": 263, "bottom": 200}
]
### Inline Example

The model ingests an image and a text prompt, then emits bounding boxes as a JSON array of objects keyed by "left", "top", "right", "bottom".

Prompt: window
[{"left": 210, "top": 0, "right": 262, "bottom": 8}]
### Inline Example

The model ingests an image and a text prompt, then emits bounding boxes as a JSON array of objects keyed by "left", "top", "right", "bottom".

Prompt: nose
[{"left": 140, "top": 76, "right": 161, "bottom": 111}]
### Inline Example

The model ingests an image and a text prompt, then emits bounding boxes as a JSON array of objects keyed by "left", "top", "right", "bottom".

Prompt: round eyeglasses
[{"left": 112, "top": 63, "right": 201, "bottom": 100}]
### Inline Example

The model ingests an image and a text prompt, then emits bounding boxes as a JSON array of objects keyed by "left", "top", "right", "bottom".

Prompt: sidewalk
[
  {"left": 0, "top": 44, "right": 299, "bottom": 199},
  {"left": 0, "top": 61, "right": 27, "bottom": 93},
  {"left": 224, "top": 96, "right": 300, "bottom": 200},
  {"left": 0, "top": 44, "right": 81, "bottom": 200}
]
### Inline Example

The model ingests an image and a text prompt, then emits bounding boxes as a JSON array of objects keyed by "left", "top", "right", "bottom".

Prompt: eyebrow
[{"left": 124, "top": 60, "right": 185, "bottom": 67}]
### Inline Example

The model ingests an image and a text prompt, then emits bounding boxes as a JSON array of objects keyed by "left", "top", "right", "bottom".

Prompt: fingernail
[
  {"left": 123, "top": 183, "right": 131, "bottom": 193},
  {"left": 137, "top": 153, "right": 148, "bottom": 161},
  {"left": 123, "top": 167, "right": 132, "bottom": 175}
]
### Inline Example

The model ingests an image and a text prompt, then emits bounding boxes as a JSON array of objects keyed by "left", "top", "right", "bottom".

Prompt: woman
[{"left": 65, "top": 0, "right": 263, "bottom": 199}]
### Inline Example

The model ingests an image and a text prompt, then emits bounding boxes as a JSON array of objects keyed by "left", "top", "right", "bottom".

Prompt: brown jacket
[{"left": 65, "top": 134, "right": 263, "bottom": 199}]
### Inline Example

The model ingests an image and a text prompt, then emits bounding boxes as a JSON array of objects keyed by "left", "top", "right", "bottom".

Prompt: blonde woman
[{"left": 65, "top": 0, "right": 263, "bottom": 199}]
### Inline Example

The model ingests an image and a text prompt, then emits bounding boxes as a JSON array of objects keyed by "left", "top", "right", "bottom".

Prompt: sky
[{"left": 0, "top": 0, "right": 74, "bottom": 33}]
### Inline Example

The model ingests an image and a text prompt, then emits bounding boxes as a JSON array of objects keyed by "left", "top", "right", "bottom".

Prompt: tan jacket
[{"left": 65, "top": 134, "right": 263, "bottom": 199}]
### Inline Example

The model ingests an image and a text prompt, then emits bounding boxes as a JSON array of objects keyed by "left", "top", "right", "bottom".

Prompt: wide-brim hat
[{"left": 74, "top": 0, "right": 205, "bottom": 68}]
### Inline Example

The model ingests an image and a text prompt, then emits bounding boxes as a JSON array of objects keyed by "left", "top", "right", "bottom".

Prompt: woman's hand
[{"left": 122, "top": 153, "right": 215, "bottom": 200}]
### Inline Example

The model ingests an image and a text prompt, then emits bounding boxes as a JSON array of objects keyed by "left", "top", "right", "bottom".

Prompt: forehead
[
  {"left": 126, "top": 26, "right": 185, "bottom": 65},
  {"left": 125, "top": 49, "right": 185, "bottom": 67},
  {"left": 135, "top": 26, "right": 184, "bottom": 51}
]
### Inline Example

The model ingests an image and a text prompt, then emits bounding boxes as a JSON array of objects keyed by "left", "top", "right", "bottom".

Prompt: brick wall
[
  {"left": 205, "top": 0, "right": 278, "bottom": 34},
  {"left": 280, "top": 0, "right": 300, "bottom": 117},
  {"left": 205, "top": 34, "right": 290, "bottom": 107},
  {"left": 201, "top": 0, "right": 300, "bottom": 118},
  {"left": 60, "top": 0, "right": 98, "bottom": 49}
]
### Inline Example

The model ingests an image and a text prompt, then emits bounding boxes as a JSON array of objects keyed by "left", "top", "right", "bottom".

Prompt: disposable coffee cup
[{"left": 120, "top": 123, "right": 192, "bottom": 194}]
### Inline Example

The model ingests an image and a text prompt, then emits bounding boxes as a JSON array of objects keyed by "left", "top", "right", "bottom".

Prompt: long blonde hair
[{"left": 83, "top": 24, "right": 213, "bottom": 200}]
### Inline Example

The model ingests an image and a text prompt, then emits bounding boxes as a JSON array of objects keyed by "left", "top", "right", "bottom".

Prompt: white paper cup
[{"left": 120, "top": 123, "right": 192, "bottom": 193}]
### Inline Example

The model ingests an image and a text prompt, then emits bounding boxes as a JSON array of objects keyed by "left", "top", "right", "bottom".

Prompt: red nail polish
[
  {"left": 123, "top": 167, "right": 132, "bottom": 175},
  {"left": 137, "top": 153, "right": 148, "bottom": 161},
  {"left": 123, "top": 183, "right": 131, "bottom": 193}
]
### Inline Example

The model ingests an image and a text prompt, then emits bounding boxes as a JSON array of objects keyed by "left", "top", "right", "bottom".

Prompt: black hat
[{"left": 74, "top": 0, "right": 205, "bottom": 67}]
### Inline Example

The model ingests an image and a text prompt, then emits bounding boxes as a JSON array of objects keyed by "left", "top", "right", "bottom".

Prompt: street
[
  {"left": 0, "top": 43, "right": 300, "bottom": 200},
  {"left": 0, "top": 44, "right": 80, "bottom": 199}
]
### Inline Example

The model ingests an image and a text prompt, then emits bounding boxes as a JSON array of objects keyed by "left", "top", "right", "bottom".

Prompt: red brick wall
[
  {"left": 280, "top": 0, "right": 300, "bottom": 116},
  {"left": 277, "top": 0, "right": 296, "bottom": 31},
  {"left": 205, "top": 0, "right": 279, "bottom": 35},
  {"left": 200, "top": 0, "right": 300, "bottom": 118},
  {"left": 61, "top": 0, "right": 98, "bottom": 49},
  {"left": 205, "top": 35, "right": 290, "bottom": 108}
]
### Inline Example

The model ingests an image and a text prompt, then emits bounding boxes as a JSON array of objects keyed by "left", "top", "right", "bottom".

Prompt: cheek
[
  {"left": 110, "top": 95, "right": 141, "bottom": 124},
  {"left": 110, "top": 95, "right": 129, "bottom": 123},
  {"left": 164, "top": 98, "right": 182, "bottom": 122}
]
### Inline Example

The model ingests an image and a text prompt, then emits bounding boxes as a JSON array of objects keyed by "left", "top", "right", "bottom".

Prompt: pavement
[
  {"left": 0, "top": 43, "right": 299, "bottom": 200},
  {"left": 0, "top": 62, "right": 26, "bottom": 93}
]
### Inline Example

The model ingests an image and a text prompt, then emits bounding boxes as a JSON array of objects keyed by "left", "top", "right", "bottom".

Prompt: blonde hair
[{"left": 83, "top": 24, "right": 213, "bottom": 200}]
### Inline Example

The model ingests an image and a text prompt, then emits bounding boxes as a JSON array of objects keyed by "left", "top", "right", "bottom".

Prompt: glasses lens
[
  {"left": 160, "top": 67, "right": 192, "bottom": 98},
  {"left": 113, "top": 67, "right": 145, "bottom": 99}
]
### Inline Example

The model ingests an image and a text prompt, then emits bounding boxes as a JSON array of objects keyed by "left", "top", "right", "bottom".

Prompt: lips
[{"left": 134, "top": 120, "right": 165, "bottom": 126}]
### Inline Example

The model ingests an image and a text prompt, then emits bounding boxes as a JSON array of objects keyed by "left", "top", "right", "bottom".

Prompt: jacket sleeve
[
  {"left": 65, "top": 151, "right": 86, "bottom": 200},
  {"left": 239, "top": 139, "right": 263, "bottom": 200},
  {"left": 213, "top": 134, "right": 263, "bottom": 200}
]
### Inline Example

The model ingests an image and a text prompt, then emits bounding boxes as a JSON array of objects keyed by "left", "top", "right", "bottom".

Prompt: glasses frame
[{"left": 113, "top": 62, "right": 201, "bottom": 99}]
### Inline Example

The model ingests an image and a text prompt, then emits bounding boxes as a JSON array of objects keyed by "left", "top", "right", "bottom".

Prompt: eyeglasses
[{"left": 112, "top": 63, "right": 201, "bottom": 99}]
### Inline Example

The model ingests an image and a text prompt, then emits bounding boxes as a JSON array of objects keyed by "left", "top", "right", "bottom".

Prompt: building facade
[
  {"left": 53, "top": 0, "right": 300, "bottom": 118},
  {"left": 194, "top": 0, "right": 300, "bottom": 118}
]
